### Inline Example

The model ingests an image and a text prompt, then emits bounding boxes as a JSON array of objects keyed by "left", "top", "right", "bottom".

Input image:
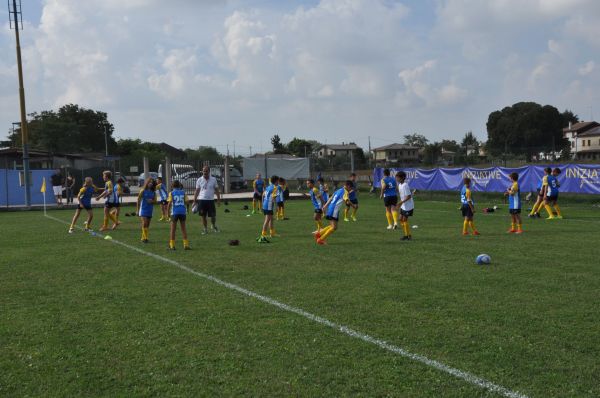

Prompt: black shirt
[{"left": 51, "top": 173, "right": 63, "bottom": 186}]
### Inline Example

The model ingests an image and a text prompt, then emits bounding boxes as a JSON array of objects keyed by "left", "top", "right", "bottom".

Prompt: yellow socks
[
  {"left": 261, "top": 229, "right": 267, "bottom": 237},
  {"left": 141, "top": 227, "right": 149, "bottom": 240},
  {"left": 402, "top": 222, "right": 410, "bottom": 236},
  {"left": 320, "top": 225, "right": 335, "bottom": 240},
  {"left": 169, "top": 239, "right": 175, "bottom": 249},
  {"left": 392, "top": 210, "right": 399, "bottom": 225},
  {"left": 315, "top": 220, "right": 323, "bottom": 230},
  {"left": 270, "top": 228, "right": 276, "bottom": 236},
  {"left": 468, "top": 221, "right": 476, "bottom": 232},
  {"left": 463, "top": 220, "right": 469, "bottom": 234},
  {"left": 183, "top": 239, "right": 189, "bottom": 248},
  {"left": 517, "top": 224, "right": 523, "bottom": 232},
  {"left": 553, "top": 204, "right": 562, "bottom": 217},
  {"left": 344, "top": 208, "right": 349, "bottom": 219},
  {"left": 544, "top": 204, "right": 554, "bottom": 217},
  {"left": 386, "top": 212, "right": 393, "bottom": 226}
]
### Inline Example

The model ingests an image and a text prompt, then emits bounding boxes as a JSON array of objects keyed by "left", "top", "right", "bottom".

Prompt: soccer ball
[
  {"left": 476, "top": 254, "right": 491, "bottom": 265},
  {"left": 191, "top": 203, "right": 199, "bottom": 214}
]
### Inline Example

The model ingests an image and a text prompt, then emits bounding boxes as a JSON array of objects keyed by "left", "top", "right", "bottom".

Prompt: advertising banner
[{"left": 373, "top": 164, "right": 600, "bottom": 194}]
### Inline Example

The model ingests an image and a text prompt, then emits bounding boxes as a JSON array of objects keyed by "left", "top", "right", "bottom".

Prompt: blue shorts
[
  {"left": 171, "top": 214, "right": 186, "bottom": 222},
  {"left": 263, "top": 209, "right": 273, "bottom": 215}
]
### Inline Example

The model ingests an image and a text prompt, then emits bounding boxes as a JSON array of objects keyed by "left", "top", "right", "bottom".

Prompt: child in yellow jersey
[
  {"left": 460, "top": 178, "right": 480, "bottom": 236},
  {"left": 109, "top": 177, "right": 125, "bottom": 228},
  {"left": 504, "top": 172, "right": 523, "bottom": 234},
  {"left": 68, "top": 177, "right": 98, "bottom": 233},
  {"left": 137, "top": 177, "right": 156, "bottom": 243},
  {"left": 314, "top": 180, "right": 353, "bottom": 245},
  {"left": 529, "top": 167, "right": 551, "bottom": 218},
  {"left": 95, "top": 170, "right": 119, "bottom": 231},
  {"left": 306, "top": 179, "right": 325, "bottom": 234}
]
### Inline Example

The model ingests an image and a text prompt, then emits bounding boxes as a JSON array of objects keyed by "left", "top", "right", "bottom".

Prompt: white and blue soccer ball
[{"left": 476, "top": 254, "right": 491, "bottom": 265}]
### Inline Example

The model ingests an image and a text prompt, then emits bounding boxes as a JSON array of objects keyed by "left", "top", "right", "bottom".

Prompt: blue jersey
[
  {"left": 262, "top": 184, "right": 278, "bottom": 211},
  {"left": 254, "top": 178, "right": 264, "bottom": 194},
  {"left": 326, "top": 187, "right": 348, "bottom": 219},
  {"left": 157, "top": 183, "right": 168, "bottom": 201},
  {"left": 169, "top": 189, "right": 187, "bottom": 216},
  {"left": 319, "top": 184, "right": 328, "bottom": 203},
  {"left": 104, "top": 180, "right": 119, "bottom": 204},
  {"left": 348, "top": 181, "right": 357, "bottom": 201},
  {"left": 309, "top": 187, "right": 322, "bottom": 210},
  {"left": 460, "top": 185, "right": 474, "bottom": 205},
  {"left": 78, "top": 186, "right": 95, "bottom": 207},
  {"left": 138, "top": 189, "right": 155, "bottom": 217},
  {"left": 508, "top": 182, "right": 521, "bottom": 210},
  {"left": 546, "top": 175, "right": 559, "bottom": 196},
  {"left": 276, "top": 185, "right": 284, "bottom": 203},
  {"left": 381, "top": 176, "right": 397, "bottom": 197}
]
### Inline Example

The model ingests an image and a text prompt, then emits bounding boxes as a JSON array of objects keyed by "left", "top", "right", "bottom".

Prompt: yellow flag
[{"left": 41, "top": 177, "right": 46, "bottom": 193}]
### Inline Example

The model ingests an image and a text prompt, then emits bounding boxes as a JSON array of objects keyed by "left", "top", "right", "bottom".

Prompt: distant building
[
  {"left": 563, "top": 121, "right": 600, "bottom": 160},
  {"left": 371, "top": 143, "right": 420, "bottom": 165},
  {"left": 315, "top": 143, "right": 359, "bottom": 158}
]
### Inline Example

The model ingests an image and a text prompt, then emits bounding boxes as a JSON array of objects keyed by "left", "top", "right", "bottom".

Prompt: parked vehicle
[{"left": 210, "top": 166, "right": 246, "bottom": 190}]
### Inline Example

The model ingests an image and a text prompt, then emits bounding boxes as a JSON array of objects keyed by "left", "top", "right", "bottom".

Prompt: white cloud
[{"left": 578, "top": 61, "right": 595, "bottom": 76}]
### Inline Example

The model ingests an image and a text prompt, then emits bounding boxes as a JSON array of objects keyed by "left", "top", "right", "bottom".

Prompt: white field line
[{"left": 46, "top": 214, "right": 529, "bottom": 398}]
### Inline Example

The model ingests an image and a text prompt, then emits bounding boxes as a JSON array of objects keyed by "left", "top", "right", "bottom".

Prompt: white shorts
[{"left": 53, "top": 186, "right": 62, "bottom": 196}]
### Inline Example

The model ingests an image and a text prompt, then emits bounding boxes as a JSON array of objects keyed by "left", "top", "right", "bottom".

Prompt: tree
[
  {"left": 403, "top": 133, "right": 429, "bottom": 148},
  {"left": 486, "top": 102, "right": 568, "bottom": 161},
  {"left": 5, "top": 104, "right": 116, "bottom": 154},
  {"left": 440, "top": 139, "right": 460, "bottom": 153},
  {"left": 184, "top": 146, "right": 223, "bottom": 164},
  {"left": 271, "top": 134, "right": 287, "bottom": 154},
  {"left": 286, "top": 137, "right": 316, "bottom": 157},
  {"left": 561, "top": 109, "right": 579, "bottom": 126},
  {"left": 422, "top": 142, "right": 442, "bottom": 165}
]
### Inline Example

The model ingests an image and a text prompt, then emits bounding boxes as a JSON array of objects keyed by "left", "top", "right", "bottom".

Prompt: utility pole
[
  {"left": 368, "top": 136, "right": 372, "bottom": 169},
  {"left": 9, "top": 0, "right": 31, "bottom": 206}
]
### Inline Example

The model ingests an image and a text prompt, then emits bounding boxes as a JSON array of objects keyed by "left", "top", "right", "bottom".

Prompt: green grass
[{"left": 1, "top": 195, "right": 600, "bottom": 397}]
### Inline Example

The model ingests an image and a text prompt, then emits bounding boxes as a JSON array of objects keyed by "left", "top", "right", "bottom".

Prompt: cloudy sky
[{"left": 1, "top": 0, "right": 599, "bottom": 155}]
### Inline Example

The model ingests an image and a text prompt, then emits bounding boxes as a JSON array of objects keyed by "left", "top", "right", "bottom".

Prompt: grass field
[{"left": 1, "top": 194, "right": 599, "bottom": 397}]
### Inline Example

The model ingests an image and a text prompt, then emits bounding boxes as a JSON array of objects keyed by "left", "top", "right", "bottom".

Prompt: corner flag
[{"left": 41, "top": 177, "right": 46, "bottom": 193}]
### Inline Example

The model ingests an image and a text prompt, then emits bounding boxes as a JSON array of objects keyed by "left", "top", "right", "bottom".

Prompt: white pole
[{"left": 43, "top": 186, "right": 47, "bottom": 216}]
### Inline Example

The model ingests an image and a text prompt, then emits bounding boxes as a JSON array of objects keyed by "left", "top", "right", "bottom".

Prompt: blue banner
[{"left": 373, "top": 164, "right": 600, "bottom": 194}]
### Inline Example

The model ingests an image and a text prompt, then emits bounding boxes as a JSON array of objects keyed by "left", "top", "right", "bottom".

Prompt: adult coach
[
  {"left": 51, "top": 169, "right": 64, "bottom": 206},
  {"left": 193, "top": 166, "right": 221, "bottom": 234}
]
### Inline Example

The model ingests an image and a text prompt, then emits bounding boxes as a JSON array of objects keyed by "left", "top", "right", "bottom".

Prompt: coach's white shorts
[{"left": 53, "top": 186, "right": 62, "bottom": 196}]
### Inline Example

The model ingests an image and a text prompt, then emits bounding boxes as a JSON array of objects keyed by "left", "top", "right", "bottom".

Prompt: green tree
[
  {"left": 561, "top": 109, "right": 579, "bottom": 126},
  {"left": 271, "top": 134, "right": 287, "bottom": 154},
  {"left": 184, "top": 146, "right": 223, "bottom": 164},
  {"left": 422, "top": 142, "right": 442, "bottom": 165},
  {"left": 286, "top": 137, "right": 315, "bottom": 157},
  {"left": 486, "top": 102, "right": 568, "bottom": 161},
  {"left": 6, "top": 104, "right": 116, "bottom": 154},
  {"left": 440, "top": 139, "right": 460, "bottom": 153},
  {"left": 403, "top": 133, "right": 429, "bottom": 148}
]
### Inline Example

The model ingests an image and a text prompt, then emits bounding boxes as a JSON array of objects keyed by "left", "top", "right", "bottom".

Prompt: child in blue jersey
[
  {"left": 460, "top": 177, "right": 480, "bottom": 236},
  {"left": 380, "top": 169, "right": 399, "bottom": 229},
  {"left": 167, "top": 180, "right": 190, "bottom": 250},
  {"left": 317, "top": 177, "right": 329, "bottom": 203},
  {"left": 529, "top": 167, "right": 551, "bottom": 218},
  {"left": 95, "top": 170, "right": 119, "bottom": 231},
  {"left": 307, "top": 179, "right": 325, "bottom": 234},
  {"left": 504, "top": 172, "right": 523, "bottom": 234},
  {"left": 276, "top": 177, "right": 288, "bottom": 220},
  {"left": 314, "top": 180, "right": 353, "bottom": 245},
  {"left": 258, "top": 175, "right": 279, "bottom": 242},
  {"left": 543, "top": 167, "right": 563, "bottom": 219},
  {"left": 252, "top": 173, "right": 265, "bottom": 214},
  {"left": 68, "top": 177, "right": 98, "bottom": 233},
  {"left": 136, "top": 177, "right": 156, "bottom": 243},
  {"left": 156, "top": 176, "right": 170, "bottom": 222},
  {"left": 344, "top": 173, "right": 359, "bottom": 222}
]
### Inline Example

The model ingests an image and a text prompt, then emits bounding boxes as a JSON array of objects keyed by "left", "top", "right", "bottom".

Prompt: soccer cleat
[
  {"left": 393, "top": 224, "right": 398, "bottom": 230},
  {"left": 201, "top": 229, "right": 208, "bottom": 235},
  {"left": 184, "top": 246, "right": 191, "bottom": 250},
  {"left": 68, "top": 228, "right": 74, "bottom": 234},
  {"left": 314, "top": 232, "right": 321, "bottom": 240},
  {"left": 507, "top": 229, "right": 516, "bottom": 233},
  {"left": 535, "top": 213, "right": 541, "bottom": 218},
  {"left": 212, "top": 226, "right": 220, "bottom": 233},
  {"left": 386, "top": 225, "right": 393, "bottom": 230},
  {"left": 251, "top": 210, "right": 256, "bottom": 214},
  {"left": 316, "top": 239, "right": 326, "bottom": 245},
  {"left": 407, "top": 235, "right": 412, "bottom": 240},
  {"left": 142, "top": 239, "right": 149, "bottom": 243},
  {"left": 401, "top": 236, "right": 409, "bottom": 241},
  {"left": 344, "top": 218, "right": 350, "bottom": 222},
  {"left": 462, "top": 231, "right": 469, "bottom": 236},
  {"left": 546, "top": 216, "right": 556, "bottom": 220},
  {"left": 257, "top": 236, "right": 270, "bottom": 243},
  {"left": 159, "top": 217, "right": 164, "bottom": 221},
  {"left": 311, "top": 230, "right": 320, "bottom": 235},
  {"left": 168, "top": 246, "right": 176, "bottom": 251},
  {"left": 472, "top": 231, "right": 481, "bottom": 236},
  {"left": 515, "top": 230, "right": 523, "bottom": 234},
  {"left": 555, "top": 215, "right": 563, "bottom": 219},
  {"left": 527, "top": 214, "right": 535, "bottom": 218},
  {"left": 351, "top": 216, "right": 357, "bottom": 222},
  {"left": 99, "top": 226, "right": 108, "bottom": 232}
]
